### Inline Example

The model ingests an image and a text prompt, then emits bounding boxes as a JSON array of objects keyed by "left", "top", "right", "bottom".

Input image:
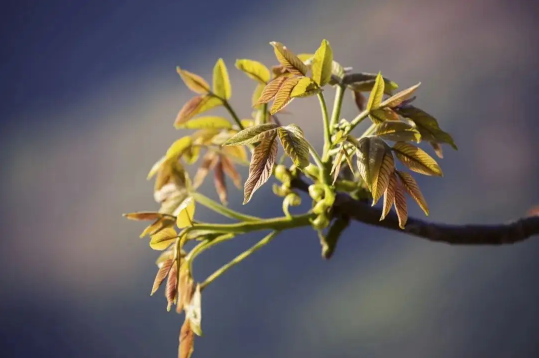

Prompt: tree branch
[{"left": 291, "top": 178, "right": 539, "bottom": 245}]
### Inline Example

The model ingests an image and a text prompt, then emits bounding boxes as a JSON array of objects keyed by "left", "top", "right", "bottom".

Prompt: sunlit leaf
[
  {"left": 221, "top": 155, "right": 242, "bottom": 188},
  {"left": 355, "top": 137, "right": 391, "bottom": 194},
  {"left": 235, "top": 59, "right": 270, "bottom": 84},
  {"left": 369, "top": 108, "right": 399, "bottom": 123},
  {"left": 243, "top": 131, "right": 278, "bottom": 204},
  {"left": 183, "top": 146, "right": 200, "bottom": 165},
  {"left": 271, "top": 76, "right": 301, "bottom": 114},
  {"left": 223, "top": 145, "right": 248, "bottom": 163},
  {"left": 223, "top": 123, "right": 279, "bottom": 146},
  {"left": 297, "top": 53, "right": 314, "bottom": 63},
  {"left": 396, "top": 170, "right": 429, "bottom": 216},
  {"left": 177, "top": 116, "right": 232, "bottom": 130},
  {"left": 151, "top": 258, "right": 174, "bottom": 295},
  {"left": 380, "top": 172, "right": 396, "bottom": 220},
  {"left": 176, "top": 67, "right": 210, "bottom": 94},
  {"left": 255, "top": 76, "right": 288, "bottom": 105},
  {"left": 342, "top": 72, "right": 399, "bottom": 95},
  {"left": 139, "top": 215, "right": 176, "bottom": 238},
  {"left": 371, "top": 149, "right": 394, "bottom": 206},
  {"left": 290, "top": 77, "right": 321, "bottom": 98},
  {"left": 213, "top": 58, "right": 231, "bottom": 100},
  {"left": 155, "top": 249, "right": 175, "bottom": 267},
  {"left": 375, "top": 122, "right": 421, "bottom": 142},
  {"left": 381, "top": 83, "right": 421, "bottom": 108},
  {"left": 394, "top": 174, "right": 408, "bottom": 229},
  {"left": 278, "top": 124, "right": 310, "bottom": 168},
  {"left": 175, "top": 95, "right": 223, "bottom": 127},
  {"left": 270, "top": 41, "right": 308, "bottom": 76},
  {"left": 179, "top": 318, "right": 195, "bottom": 358},
  {"left": 392, "top": 142, "right": 443, "bottom": 176},
  {"left": 311, "top": 39, "right": 333, "bottom": 86},
  {"left": 175, "top": 196, "right": 195, "bottom": 228},
  {"left": 367, "top": 72, "right": 385, "bottom": 111},
  {"left": 150, "top": 226, "right": 178, "bottom": 251},
  {"left": 166, "top": 136, "right": 193, "bottom": 161},
  {"left": 214, "top": 158, "right": 228, "bottom": 205},
  {"left": 328, "top": 60, "right": 345, "bottom": 85}
]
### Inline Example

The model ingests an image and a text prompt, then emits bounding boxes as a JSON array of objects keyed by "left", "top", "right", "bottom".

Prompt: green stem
[
  {"left": 306, "top": 143, "right": 329, "bottom": 184},
  {"left": 347, "top": 109, "right": 369, "bottom": 134},
  {"left": 223, "top": 100, "right": 244, "bottom": 130},
  {"left": 187, "top": 213, "right": 314, "bottom": 234},
  {"left": 360, "top": 122, "right": 377, "bottom": 138},
  {"left": 200, "top": 231, "right": 280, "bottom": 290},
  {"left": 330, "top": 84, "right": 345, "bottom": 130},
  {"left": 186, "top": 233, "right": 235, "bottom": 272},
  {"left": 317, "top": 93, "right": 332, "bottom": 161},
  {"left": 192, "top": 192, "right": 260, "bottom": 222}
]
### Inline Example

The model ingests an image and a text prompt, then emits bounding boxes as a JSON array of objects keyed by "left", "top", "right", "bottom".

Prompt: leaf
[
  {"left": 369, "top": 108, "right": 399, "bottom": 124},
  {"left": 381, "top": 83, "right": 421, "bottom": 108},
  {"left": 394, "top": 174, "right": 408, "bottom": 229},
  {"left": 223, "top": 123, "right": 279, "bottom": 146},
  {"left": 177, "top": 263, "right": 195, "bottom": 314},
  {"left": 223, "top": 145, "right": 248, "bottom": 163},
  {"left": 312, "top": 39, "right": 333, "bottom": 86},
  {"left": 177, "top": 116, "right": 232, "bottom": 130},
  {"left": 277, "top": 124, "right": 310, "bottom": 168},
  {"left": 212, "top": 58, "right": 231, "bottom": 100},
  {"left": 255, "top": 76, "right": 288, "bottom": 105},
  {"left": 156, "top": 248, "right": 175, "bottom": 267},
  {"left": 371, "top": 149, "right": 394, "bottom": 206},
  {"left": 175, "top": 95, "right": 223, "bottom": 127},
  {"left": 185, "top": 284, "right": 202, "bottom": 336},
  {"left": 235, "top": 59, "right": 270, "bottom": 84},
  {"left": 331, "top": 148, "right": 344, "bottom": 184},
  {"left": 214, "top": 158, "right": 228, "bottom": 205},
  {"left": 380, "top": 172, "right": 396, "bottom": 220},
  {"left": 193, "top": 152, "right": 218, "bottom": 188},
  {"left": 392, "top": 142, "right": 443, "bottom": 176},
  {"left": 430, "top": 141, "right": 443, "bottom": 158},
  {"left": 139, "top": 215, "right": 176, "bottom": 238},
  {"left": 243, "top": 131, "right": 278, "bottom": 204},
  {"left": 176, "top": 67, "right": 210, "bottom": 94},
  {"left": 397, "top": 106, "right": 457, "bottom": 150},
  {"left": 355, "top": 136, "right": 389, "bottom": 192},
  {"left": 179, "top": 319, "right": 195, "bottom": 358},
  {"left": 166, "top": 261, "right": 178, "bottom": 310},
  {"left": 151, "top": 258, "right": 174, "bottom": 295},
  {"left": 352, "top": 90, "right": 366, "bottom": 112},
  {"left": 221, "top": 155, "right": 242, "bottom": 189},
  {"left": 342, "top": 72, "right": 399, "bottom": 95},
  {"left": 166, "top": 136, "right": 193, "bottom": 161},
  {"left": 328, "top": 60, "right": 345, "bottom": 85},
  {"left": 271, "top": 77, "right": 301, "bottom": 114},
  {"left": 367, "top": 72, "right": 385, "bottom": 111},
  {"left": 150, "top": 226, "right": 178, "bottom": 251},
  {"left": 290, "top": 77, "right": 321, "bottom": 98},
  {"left": 270, "top": 41, "right": 308, "bottom": 76},
  {"left": 375, "top": 122, "right": 421, "bottom": 142},
  {"left": 175, "top": 197, "right": 195, "bottom": 228},
  {"left": 147, "top": 156, "right": 167, "bottom": 180},
  {"left": 252, "top": 83, "right": 266, "bottom": 109},
  {"left": 396, "top": 170, "right": 429, "bottom": 216},
  {"left": 123, "top": 212, "right": 167, "bottom": 221}
]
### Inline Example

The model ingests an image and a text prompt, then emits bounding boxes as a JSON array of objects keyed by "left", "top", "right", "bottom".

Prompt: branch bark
[{"left": 291, "top": 178, "right": 539, "bottom": 245}]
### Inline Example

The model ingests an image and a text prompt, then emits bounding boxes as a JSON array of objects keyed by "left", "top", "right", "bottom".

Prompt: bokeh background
[{"left": 2, "top": 0, "right": 539, "bottom": 357}]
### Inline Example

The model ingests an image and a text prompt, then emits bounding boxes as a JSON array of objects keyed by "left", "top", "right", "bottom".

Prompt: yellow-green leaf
[
  {"left": 270, "top": 41, "right": 308, "bottom": 76},
  {"left": 343, "top": 72, "right": 399, "bottom": 95},
  {"left": 213, "top": 58, "right": 231, "bottom": 100},
  {"left": 252, "top": 83, "right": 266, "bottom": 109},
  {"left": 255, "top": 76, "right": 288, "bottom": 105},
  {"left": 177, "top": 116, "right": 232, "bottom": 130},
  {"left": 150, "top": 226, "right": 178, "bottom": 250},
  {"left": 369, "top": 108, "right": 399, "bottom": 124},
  {"left": 355, "top": 136, "right": 390, "bottom": 192},
  {"left": 312, "top": 39, "right": 333, "bottom": 86},
  {"left": 367, "top": 72, "right": 385, "bottom": 111},
  {"left": 297, "top": 53, "right": 315, "bottom": 63},
  {"left": 139, "top": 216, "right": 176, "bottom": 238},
  {"left": 270, "top": 77, "right": 301, "bottom": 114},
  {"left": 166, "top": 136, "right": 193, "bottom": 161},
  {"left": 147, "top": 156, "right": 167, "bottom": 180},
  {"left": 278, "top": 124, "right": 310, "bottom": 168},
  {"left": 396, "top": 170, "right": 429, "bottom": 216},
  {"left": 175, "top": 196, "right": 195, "bottom": 228},
  {"left": 380, "top": 171, "right": 396, "bottom": 220},
  {"left": 371, "top": 150, "right": 395, "bottom": 206},
  {"left": 235, "top": 59, "right": 270, "bottom": 84},
  {"left": 394, "top": 174, "right": 408, "bottom": 229},
  {"left": 375, "top": 122, "right": 421, "bottom": 142},
  {"left": 381, "top": 83, "right": 421, "bottom": 108},
  {"left": 223, "top": 145, "right": 248, "bottom": 163},
  {"left": 223, "top": 123, "right": 279, "bottom": 146},
  {"left": 177, "top": 67, "right": 210, "bottom": 94},
  {"left": 392, "top": 142, "right": 443, "bottom": 176},
  {"left": 175, "top": 95, "right": 223, "bottom": 127},
  {"left": 290, "top": 77, "right": 320, "bottom": 98},
  {"left": 243, "top": 131, "right": 278, "bottom": 204}
]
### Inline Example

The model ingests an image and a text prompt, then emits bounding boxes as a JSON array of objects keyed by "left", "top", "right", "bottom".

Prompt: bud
[
  {"left": 308, "top": 184, "right": 325, "bottom": 201},
  {"left": 311, "top": 213, "right": 330, "bottom": 230},
  {"left": 274, "top": 165, "right": 292, "bottom": 183}
]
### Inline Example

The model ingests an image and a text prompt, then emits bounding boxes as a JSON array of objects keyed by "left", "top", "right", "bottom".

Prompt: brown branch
[{"left": 291, "top": 178, "right": 539, "bottom": 245}]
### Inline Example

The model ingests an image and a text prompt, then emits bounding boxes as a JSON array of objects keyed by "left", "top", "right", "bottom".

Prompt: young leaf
[
  {"left": 214, "top": 159, "right": 228, "bottom": 205},
  {"left": 331, "top": 148, "right": 344, "bottom": 184},
  {"left": 270, "top": 41, "right": 308, "bottom": 76},
  {"left": 151, "top": 258, "right": 174, "bottom": 295},
  {"left": 166, "top": 136, "right": 193, "bottom": 161},
  {"left": 235, "top": 59, "right": 270, "bottom": 84},
  {"left": 270, "top": 76, "right": 301, "bottom": 114},
  {"left": 371, "top": 150, "right": 395, "bottom": 206},
  {"left": 355, "top": 136, "right": 388, "bottom": 192},
  {"left": 177, "top": 263, "right": 195, "bottom": 314},
  {"left": 297, "top": 53, "right": 314, "bottom": 63},
  {"left": 179, "top": 319, "right": 195, "bottom": 358},
  {"left": 277, "top": 124, "right": 310, "bottom": 168},
  {"left": 381, "top": 172, "right": 396, "bottom": 220},
  {"left": 396, "top": 170, "right": 429, "bottom": 216},
  {"left": 392, "top": 142, "right": 443, "bottom": 176},
  {"left": 394, "top": 174, "right": 408, "bottom": 229},
  {"left": 255, "top": 76, "right": 288, "bottom": 105},
  {"left": 343, "top": 72, "right": 399, "bottom": 95},
  {"left": 223, "top": 145, "right": 248, "bottom": 163},
  {"left": 221, "top": 155, "right": 242, "bottom": 189},
  {"left": 166, "top": 261, "right": 178, "bottom": 310},
  {"left": 366, "top": 72, "right": 385, "bottom": 111},
  {"left": 290, "top": 77, "right": 321, "bottom": 98},
  {"left": 193, "top": 152, "right": 218, "bottom": 188},
  {"left": 381, "top": 83, "right": 421, "bottom": 108},
  {"left": 123, "top": 212, "right": 168, "bottom": 221},
  {"left": 243, "top": 132, "right": 278, "bottom": 204},
  {"left": 223, "top": 123, "right": 279, "bottom": 146},
  {"left": 352, "top": 90, "right": 366, "bottom": 112},
  {"left": 252, "top": 83, "right": 266, "bottom": 109},
  {"left": 175, "top": 197, "right": 195, "bottom": 228},
  {"left": 311, "top": 39, "right": 333, "bottom": 86},
  {"left": 177, "top": 116, "right": 232, "bottom": 130},
  {"left": 175, "top": 95, "right": 223, "bottom": 127},
  {"left": 369, "top": 108, "right": 399, "bottom": 123},
  {"left": 177, "top": 67, "right": 210, "bottom": 94},
  {"left": 375, "top": 122, "right": 421, "bottom": 142},
  {"left": 185, "top": 284, "right": 202, "bottom": 336},
  {"left": 430, "top": 141, "right": 443, "bottom": 158},
  {"left": 139, "top": 215, "right": 176, "bottom": 238},
  {"left": 213, "top": 58, "right": 232, "bottom": 100},
  {"left": 150, "top": 227, "right": 178, "bottom": 251}
]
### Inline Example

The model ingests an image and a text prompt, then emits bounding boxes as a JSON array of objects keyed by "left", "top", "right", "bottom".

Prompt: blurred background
[{"left": 2, "top": 0, "right": 539, "bottom": 357}]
